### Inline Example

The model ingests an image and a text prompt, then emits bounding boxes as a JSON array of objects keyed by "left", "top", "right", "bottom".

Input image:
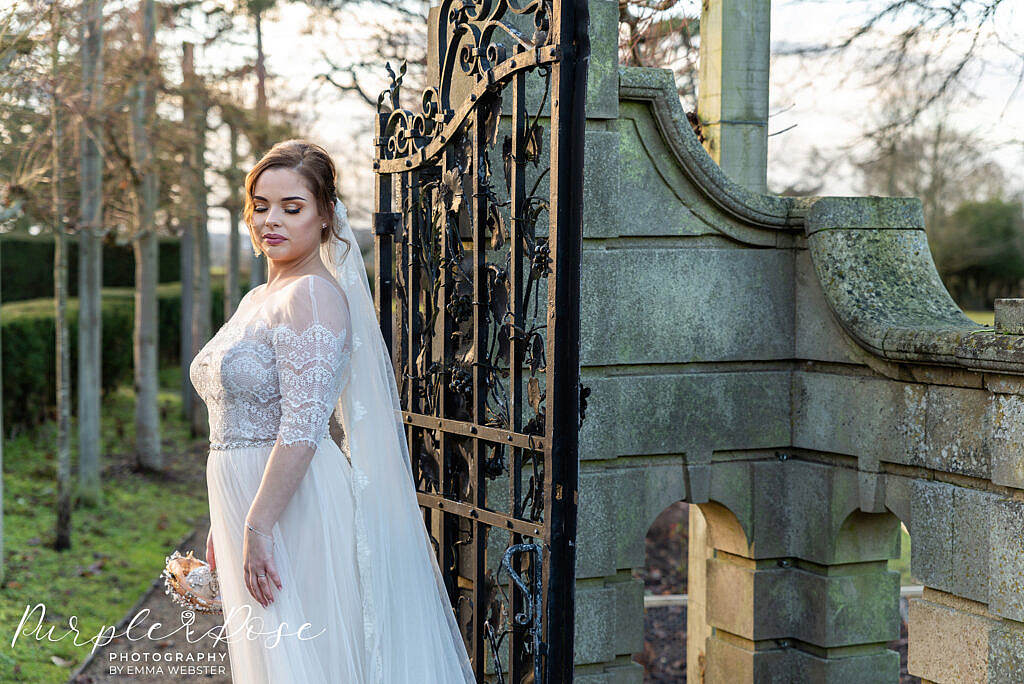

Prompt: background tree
[
  {"left": 54, "top": 0, "right": 74, "bottom": 548},
  {"left": 77, "top": 0, "right": 105, "bottom": 509},
  {"left": 129, "top": 0, "right": 162, "bottom": 471}
]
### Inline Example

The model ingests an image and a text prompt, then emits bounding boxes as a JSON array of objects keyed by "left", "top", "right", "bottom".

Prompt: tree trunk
[
  {"left": 76, "top": 0, "right": 104, "bottom": 512},
  {"left": 183, "top": 42, "right": 210, "bottom": 437},
  {"left": 225, "top": 121, "right": 241, "bottom": 319},
  {"left": 132, "top": 0, "right": 161, "bottom": 471},
  {"left": 180, "top": 212, "right": 194, "bottom": 420},
  {"left": 254, "top": 9, "right": 267, "bottom": 153},
  {"left": 249, "top": 9, "right": 268, "bottom": 290}
]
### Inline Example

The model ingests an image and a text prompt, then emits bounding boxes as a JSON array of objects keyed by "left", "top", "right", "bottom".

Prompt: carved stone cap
[{"left": 995, "top": 299, "right": 1024, "bottom": 335}]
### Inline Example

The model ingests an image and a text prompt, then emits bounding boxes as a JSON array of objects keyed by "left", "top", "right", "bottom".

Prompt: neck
[{"left": 265, "top": 248, "right": 325, "bottom": 288}]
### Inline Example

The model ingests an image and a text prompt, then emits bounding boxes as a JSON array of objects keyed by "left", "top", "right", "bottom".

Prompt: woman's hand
[
  {"left": 242, "top": 521, "right": 283, "bottom": 608},
  {"left": 206, "top": 528, "right": 216, "bottom": 571}
]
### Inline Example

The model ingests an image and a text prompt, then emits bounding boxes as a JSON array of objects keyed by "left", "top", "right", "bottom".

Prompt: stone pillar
[
  {"left": 693, "top": 461, "right": 902, "bottom": 682},
  {"left": 687, "top": 506, "right": 711, "bottom": 683},
  {"left": 696, "top": 0, "right": 771, "bottom": 193}
]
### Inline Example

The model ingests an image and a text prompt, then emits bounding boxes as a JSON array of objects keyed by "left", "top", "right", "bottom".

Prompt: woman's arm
[{"left": 243, "top": 275, "right": 352, "bottom": 606}]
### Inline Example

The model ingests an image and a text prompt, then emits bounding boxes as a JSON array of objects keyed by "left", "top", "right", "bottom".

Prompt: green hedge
[
  {"left": 0, "top": 234, "right": 183, "bottom": 303},
  {"left": 0, "top": 280, "right": 245, "bottom": 436}
]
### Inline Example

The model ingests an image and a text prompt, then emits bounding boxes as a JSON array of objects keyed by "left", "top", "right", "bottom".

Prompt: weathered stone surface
[
  {"left": 994, "top": 298, "right": 1024, "bottom": 335},
  {"left": 807, "top": 228, "right": 978, "bottom": 363},
  {"left": 706, "top": 557, "right": 898, "bottom": 646},
  {"left": 578, "top": 371, "right": 790, "bottom": 461},
  {"left": 572, "top": 661, "right": 645, "bottom": 683},
  {"left": 950, "top": 487, "right": 994, "bottom": 603},
  {"left": 792, "top": 372, "right": 917, "bottom": 468},
  {"left": 613, "top": 102, "right": 778, "bottom": 244},
  {"left": 910, "top": 480, "right": 955, "bottom": 593},
  {"left": 581, "top": 131, "right": 623, "bottom": 239},
  {"left": 573, "top": 579, "right": 644, "bottom": 665},
  {"left": 706, "top": 635, "right": 899, "bottom": 684},
  {"left": 580, "top": 247, "right": 794, "bottom": 366},
  {"left": 804, "top": 196, "right": 925, "bottom": 234},
  {"left": 794, "top": 249, "right": 861, "bottom": 365},
  {"left": 990, "top": 393, "right": 1024, "bottom": 489},
  {"left": 924, "top": 384, "right": 991, "bottom": 478},
  {"left": 908, "top": 596, "right": 990, "bottom": 683},
  {"left": 990, "top": 499, "right": 1024, "bottom": 622},
  {"left": 576, "top": 462, "right": 686, "bottom": 579}
]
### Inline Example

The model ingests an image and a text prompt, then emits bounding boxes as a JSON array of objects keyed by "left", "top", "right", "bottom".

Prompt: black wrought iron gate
[{"left": 371, "top": 0, "right": 589, "bottom": 680}]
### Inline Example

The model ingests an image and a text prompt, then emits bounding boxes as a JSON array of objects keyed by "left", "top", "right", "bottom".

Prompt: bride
[{"left": 188, "top": 139, "right": 476, "bottom": 683}]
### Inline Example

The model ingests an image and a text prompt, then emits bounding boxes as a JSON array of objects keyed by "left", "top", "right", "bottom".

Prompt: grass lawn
[
  {"left": 965, "top": 310, "right": 994, "bottom": 326},
  {"left": 0, "top": 366, "right": 209, "bottom": 682}
]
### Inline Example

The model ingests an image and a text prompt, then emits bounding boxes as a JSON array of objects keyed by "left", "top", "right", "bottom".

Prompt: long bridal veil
[{"left": 319, "top": 199, "right": 476, "bottom": 683}]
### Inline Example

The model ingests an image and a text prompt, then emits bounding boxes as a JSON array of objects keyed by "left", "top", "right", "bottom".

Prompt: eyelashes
[{"left": 253, "top": 208, "right": 300, "bottom": 214}]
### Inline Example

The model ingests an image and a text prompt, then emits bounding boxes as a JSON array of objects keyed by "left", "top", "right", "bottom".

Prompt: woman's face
[{"left": 251, "top": 167, "right": 325, "bottom": 262}]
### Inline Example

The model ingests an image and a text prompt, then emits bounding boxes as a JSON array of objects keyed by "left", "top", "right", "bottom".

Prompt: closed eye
[{"left": 254, "top": 207, "right": 300, "bottom": 214}]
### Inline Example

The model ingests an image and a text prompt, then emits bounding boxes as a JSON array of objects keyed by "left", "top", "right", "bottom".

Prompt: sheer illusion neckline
[{"left": 249, "top": 272, "right": 345, "bottom": 310}]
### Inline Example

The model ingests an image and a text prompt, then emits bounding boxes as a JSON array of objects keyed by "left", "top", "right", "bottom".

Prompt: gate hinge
[
  {"left": 373, "top": 211, "right": 401, "bottom": 236},
  {"left": 578, "top": 382, "right": 591, "bottom": 428}
]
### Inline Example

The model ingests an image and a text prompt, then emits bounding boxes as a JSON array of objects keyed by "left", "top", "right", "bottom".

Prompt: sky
[{"left": 162, "top": 0, "right": 1024, "bottom": 236}]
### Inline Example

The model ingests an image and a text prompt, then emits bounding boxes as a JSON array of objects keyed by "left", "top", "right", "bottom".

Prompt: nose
[{"left": 264, "top": 205, "right": 284, "bottom": 230}]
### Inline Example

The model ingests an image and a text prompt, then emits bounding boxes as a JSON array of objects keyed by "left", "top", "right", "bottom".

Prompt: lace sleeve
[{"left": 271, "top": 275, "right": 353, "bottom": 450}]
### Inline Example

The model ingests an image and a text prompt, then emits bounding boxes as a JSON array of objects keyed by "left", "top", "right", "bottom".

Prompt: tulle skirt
[{"left": 205, "top": 435, "right": 368, "bottom": 683}]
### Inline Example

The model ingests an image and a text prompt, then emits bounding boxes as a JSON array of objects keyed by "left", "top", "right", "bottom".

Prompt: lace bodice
[{"left": 189, "top": 274, "right": 353, "bottom": 451}]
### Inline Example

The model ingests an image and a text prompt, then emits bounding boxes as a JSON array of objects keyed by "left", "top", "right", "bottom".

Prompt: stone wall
[{"left": 570, "top": 61, "right": 1024, "bottom": 684}]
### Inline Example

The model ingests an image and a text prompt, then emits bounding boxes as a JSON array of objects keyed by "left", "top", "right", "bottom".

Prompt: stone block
[
  {"left": 706, "top": 556, "right": 898, "bottom": 647},
  {"left": 613, "top": 102, "right": 777, "bottom": 244},
  {"left": 573, "top": 580, "right": 645, "bottom": 666},
  {"left": 988, "top": 622, "right": 1024, "bottom": 683},
  {"left": 579, "top": 247, "right": 794, "bottom": 366},
  {"left": 573, "top": 583, "right": 618, "bottom": 665},
  {"left": 924, "top": 384, "right": 991, "bottom": 478},
  {"left": 792, "top": 371, "right": 922, "bottom": 469},
  {"left": 908, "top": 596, "right": 990, "bottom": 683},
  {"left": 572, "top": 661, "right": 645, "bottom": 683},
  {"left": 950, "top": 487, "right": 994, "bottom": 603},
  {"left": 807, "top": 229, "right": 977, "bottom": 363},
  {"left": 990, "top": 499, "right": 1024, "bottom": 622},
  {"left": 576, "top": 469, "right": 619, "bottom": 579},
  {"left": 577, "top": 460, "right": 687, "bottom": 578},
  {"left": 706, "top": 635, "right": 898, "bottom": 684},
  {"left": 804, "top": 196, "right": 925, "bottom": 234},
  {"left": 910, "top": 480, "right": 954, "bottom": 593},
  {"left": 990, "top": 393, "right": 1024, "bottom": 489},
  {"left": 611, "top": 576, "right": 644, "bottom": 656},
  {"left": 578, "top": 371, "right": 790, "bottom": 461},
  {"left": 581, "top": 131, "right": 622, "bottom": 239},
  {"left": 794, "top": 249, "right": 859, "bottom": 365},
  {"left": 994, "top": 298, "right": 1024, "bottom": 335}
]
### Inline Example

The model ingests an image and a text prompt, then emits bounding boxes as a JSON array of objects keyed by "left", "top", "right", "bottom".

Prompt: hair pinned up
[{"left": 243, "top": 140, "right": 351, "bottom": 258}]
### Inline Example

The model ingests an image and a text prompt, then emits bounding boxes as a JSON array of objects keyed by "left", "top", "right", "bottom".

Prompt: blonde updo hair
[{"left": 244, "top": 139, "right": 352, "bottom": 261}]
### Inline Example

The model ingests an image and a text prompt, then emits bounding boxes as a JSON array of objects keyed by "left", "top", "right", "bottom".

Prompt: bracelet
[{"left": 246, "top": 522, "right": 274, "bottom": 542}]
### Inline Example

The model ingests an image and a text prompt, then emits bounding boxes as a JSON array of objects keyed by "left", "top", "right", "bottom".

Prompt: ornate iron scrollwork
[{"left": 373, "top": 0, "right": 587, "bottom": 677}]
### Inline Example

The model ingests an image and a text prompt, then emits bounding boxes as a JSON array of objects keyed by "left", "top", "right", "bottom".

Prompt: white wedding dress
[{"left": 188, "top": 272, "right": 475, "bottom": 683}]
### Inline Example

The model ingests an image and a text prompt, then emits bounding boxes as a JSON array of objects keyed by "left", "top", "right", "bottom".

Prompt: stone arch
[
  {"left": 697, "top": 500, "right": 750, "bottom": 555},
  {"left": 631, "top": 499, "right": 689, "bottom": 681},
  {"left": 834, "top": 509, "right": 902, "bottom": 565}
]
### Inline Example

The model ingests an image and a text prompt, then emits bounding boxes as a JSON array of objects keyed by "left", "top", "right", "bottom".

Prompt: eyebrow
[{"left": 253, "top": 195, "right": 307, "bottom": 202}]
